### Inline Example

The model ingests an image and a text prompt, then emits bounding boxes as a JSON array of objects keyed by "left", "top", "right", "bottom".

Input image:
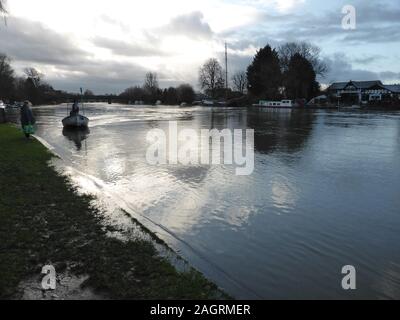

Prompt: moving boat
[
  {"left": 62, "top": 114, "right": 89, "bottom": 128},
  {"left": 62, "top": 88, "right": 89, "bottom": 128}
]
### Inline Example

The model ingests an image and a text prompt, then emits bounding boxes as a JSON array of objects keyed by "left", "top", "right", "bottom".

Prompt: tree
[
  {"left": 199, "top": 58, "right": 225, "bottom": 98},
  {"left": 84, "top": 89, "right": 94, "bottom": 96},
  {"left": 23, "top": 67, "right": 42, "bottom": 87},
  {"left": 162, "top": 87, "right": 178, "bottom": 105},
  {"left": 231, "top": 71, "right": 247, "bottom": 94},
  {"left": 120, "top": 86, "right": 145, "bottom": 102},
  {"left": 0, "top": 0, "right": 7, "bottom": 14},
  {"left": 143, "top": 72, "right": 159, "bottom": 103},
  {"left": 177, "top": 84, "right": 195, "bottom": 104},
  {"left": 278, "top": 42, "right": 327, "bottom": 76},
  {"left": 144, "top": 72, "right": 158, "bottom": 91},
  {"left": 283, "top": 53, "right": 319, "bottom": 100},
  {"left": 247, "top": 45, "right": 282, "bottom": 99},
  {"left": 0, "top": 53, "right": 15, "bottom": 100}
]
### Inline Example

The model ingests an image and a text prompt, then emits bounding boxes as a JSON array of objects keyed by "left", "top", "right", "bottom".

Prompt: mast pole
[
  {"left": 225, "top": 42, "right": 228, "bottom": 100},
  {"left": 80, "top": 87, "right": 85, "bottom": 116}
]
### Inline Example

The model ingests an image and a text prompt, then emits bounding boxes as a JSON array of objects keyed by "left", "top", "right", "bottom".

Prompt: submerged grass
[{"left": 0, "top": 124, "right": 227, "bottom": 299}]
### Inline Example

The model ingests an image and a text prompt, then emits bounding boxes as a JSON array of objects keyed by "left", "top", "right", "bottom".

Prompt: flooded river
[{"left": 9, "top": 104, "right": 400, "bottom": 299}]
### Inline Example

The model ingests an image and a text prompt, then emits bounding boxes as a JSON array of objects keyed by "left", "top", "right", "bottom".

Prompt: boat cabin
[{"left": 258, "top": 100, "right": 294, "bottom": 107}]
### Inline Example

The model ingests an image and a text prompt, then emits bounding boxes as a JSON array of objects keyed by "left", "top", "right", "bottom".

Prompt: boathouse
[{"left": 327, "top": 80, "right": 400, "bottom": 104}]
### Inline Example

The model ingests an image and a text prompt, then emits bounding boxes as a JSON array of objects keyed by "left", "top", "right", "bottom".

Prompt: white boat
[
  {"left": 254, "top": 100, "right": 296, "bottom": 108},
  {"left": 202, "top": 99, "right": 215, "bottom": 106},
  {"left": 0, "top": 100, "right": 5, "bottom": 109},
  {"left": 62, "top": 114, "right": 89, "bottom": 128}
]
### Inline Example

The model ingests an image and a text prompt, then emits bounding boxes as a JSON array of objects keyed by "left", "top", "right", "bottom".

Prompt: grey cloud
[
  {"left": 321, "top": 53, "right": 399, "bottom": 85},
  {"left": 92, "top": 37, "right": 167, "bottom": 57},
  {"left": 161, "top": 11, "right": 213, "bottom": 39},
  {"left": 352, "top": 55, "right": 383, "bottom": 65},
  {"left": 99, "top": 14, "right": 130, "bottom": 33},
  {"left": 0, "top": 16, "right": 90, "bottom": 66},
  {"left": 216, "top": 51, "right": 252, "bottom": 74},
  {"left": 0, "top": 17, "right": 161, "bottom": 93},
  {"left": 229, "top": 1, "right": 400, "bottom": 45},
  {"left": 47, "top": 60, "right": 149, "bottom": 94},
  {"left": 343, "top": 25, "right": 400, "bottom": 44},
  {"left": 47, "top": 59, "right": 187, "bottom": 94},
  {"left": 379, "top": 71, "right": 400, "bottom": 81}
]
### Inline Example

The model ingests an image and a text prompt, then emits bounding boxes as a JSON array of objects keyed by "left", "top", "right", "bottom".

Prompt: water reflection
[
  {"left": 62, "top": 127, "right": 90, "bottom": 150},
  {"left": 247, "top": 108, "right": 315, "bottom": 155}
]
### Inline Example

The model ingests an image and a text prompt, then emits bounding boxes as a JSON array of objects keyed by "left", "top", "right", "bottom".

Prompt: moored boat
[{"left": 253, "top": 100, "right": 297, "bottom": 108}]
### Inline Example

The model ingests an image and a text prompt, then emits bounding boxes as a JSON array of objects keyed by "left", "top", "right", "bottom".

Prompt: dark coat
[{"left": 20, "top": 105, "right": 36, "bottom": 126}]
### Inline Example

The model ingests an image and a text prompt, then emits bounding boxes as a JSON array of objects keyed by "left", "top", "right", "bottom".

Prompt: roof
[
  {"left": 383, "top": 84, "right": 400, "bottom": 93},
  {"left": 328, "top": 82, "right": 348, "bottom": 90},
  {"left": 328, "top": 80, "right": 383, "bottom": 91},
  {"left": 350, "top": 80, "right": 383, "bottom": 89}
]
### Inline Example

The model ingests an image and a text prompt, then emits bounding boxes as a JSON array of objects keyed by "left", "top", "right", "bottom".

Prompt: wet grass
[{"left": 0, "top": 124, "right": 227, "bottom": 299}]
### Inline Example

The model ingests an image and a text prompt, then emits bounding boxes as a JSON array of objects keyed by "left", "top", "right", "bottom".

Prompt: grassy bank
[{"left": 0, "top": 124, "right": 225, "bottom": 299}]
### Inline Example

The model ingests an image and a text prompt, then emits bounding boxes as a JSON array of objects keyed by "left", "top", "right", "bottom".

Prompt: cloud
[
  {"left": 352, "top": 55, "right": 383, "bottom": 65},
  {"left": 46, "top": 60, "right": 149, "bottom": 94},
  {"left": 274, "top": 0, "right": 305, "bottom": 12},
  {"left": 379, "top": 71, "right": 400, "bottom": 81},
  {"left": 0, "top": 17, "right": 89, "bottom": 66},
  {"left": 321, "top": 53, "right": 400, "bottom": 85},
  {"left": 233, "top": 1, "right": 400, "bottom": 45},
  {"left": 230, "top": 0, "right": 305, "bottom": 12},
  {"left": 0, "top": 16, "right": 159, "bottom": 94},
  {"left": 161, "top": 11, "right": 213, "bottom": 39},
  {"left": 92, "top": 37, "right": 167, "bottom": 57}
]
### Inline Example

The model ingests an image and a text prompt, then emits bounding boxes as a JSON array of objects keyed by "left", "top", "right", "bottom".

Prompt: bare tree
[
  {"left": 24, "top": 67, "right": 42, "bottom": 87},
  {"left": 0, "top": 0, "right": 7, "bottom": 13},
  {"left": 0, "top": 53, "right": 15, "bottom": 98},
  {"left": 199, "top": 58, "right": 225, "bottom": 98},
  {"left": 232, "top": 71, "right": 247, "bottom": 94},
  {"left": 143, "top": 72, "right": 160, "bottom": 103},
  {"left": 143, "top": 72, "right": 159, "bottom": 92},
  {"left": 0, "top": 0, "right": 7, "bottom": 25},
  {"left": 278, "top": 42, "right": 328, "bottom": 76}
]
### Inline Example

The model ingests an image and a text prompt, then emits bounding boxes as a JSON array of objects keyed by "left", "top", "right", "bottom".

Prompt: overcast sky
[{"left": 1, "top": 0, "right": 399, "bottom": 94}]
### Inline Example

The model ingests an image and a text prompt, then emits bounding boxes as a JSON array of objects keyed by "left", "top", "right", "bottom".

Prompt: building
[{"left": 327, "top": 80, "right": 400, "bottom": 104}]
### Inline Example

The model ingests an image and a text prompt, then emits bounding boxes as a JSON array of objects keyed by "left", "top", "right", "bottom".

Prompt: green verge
[{"left": 0, "top": 124, "right": 228, "bottom": 299}]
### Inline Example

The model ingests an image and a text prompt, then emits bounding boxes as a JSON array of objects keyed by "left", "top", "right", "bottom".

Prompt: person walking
[{"left": 20, "top": 100, "right": 36, "bottom": 138}]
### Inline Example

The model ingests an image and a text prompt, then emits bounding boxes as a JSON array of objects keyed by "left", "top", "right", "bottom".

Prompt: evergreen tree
[
  {"left": 284, "top": 53, "right": 319, "bottom": 100},
  {"left": 247, "top": 45, "right": 282, "bottom": 99}
]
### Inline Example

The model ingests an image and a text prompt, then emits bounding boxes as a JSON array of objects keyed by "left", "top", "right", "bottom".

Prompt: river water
[{"left": 11, "top": 103, "right": 400, "bottom": 299}]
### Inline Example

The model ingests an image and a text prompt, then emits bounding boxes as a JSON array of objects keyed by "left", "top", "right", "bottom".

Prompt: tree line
[
  {"left": 0, "top": 54, "right": 76, "bottom": 105},
  {"left": 119, "top": 72, "right": 196, "bottom": 105},
  {"left": 199, "top": 42, "right": 326, "bottom": 102}
]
